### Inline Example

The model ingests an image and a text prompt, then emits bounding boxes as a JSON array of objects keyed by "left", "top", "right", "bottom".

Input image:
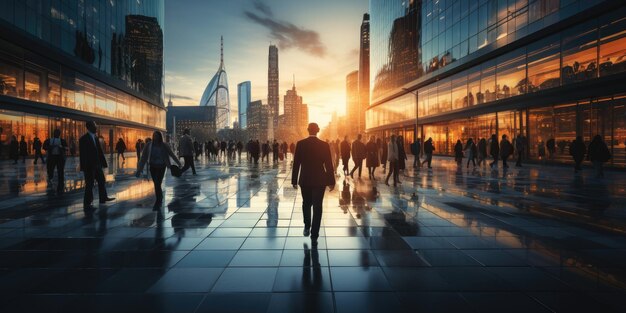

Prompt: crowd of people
[{"left": 0, "top": 119, "right": 616, "bottom": 214}]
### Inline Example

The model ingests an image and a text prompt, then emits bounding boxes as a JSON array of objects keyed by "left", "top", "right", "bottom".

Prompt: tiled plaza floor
[{"left": 0, "top": 154, "right": 625, "bottom": 312}]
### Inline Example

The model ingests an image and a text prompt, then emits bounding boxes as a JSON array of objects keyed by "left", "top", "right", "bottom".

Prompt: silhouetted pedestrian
[
  {"left": 136, "top": 131, "right": 181, "bottom": 210},
  {"left": 454, "top": 140, "right": 463, "bottom": 166},
  {"left": 19, "top": 136, "right": 27, "bottom": 163},
  {"left": 135, "top": 139, "right": 143, "bottom": 161},
  {"left": 349, "top": 134, "right": 366, "bottom": 178},
  {"left": 236, "top": 141, "right": 243, "bottom": 161},
  {"left": 365, "top": 136, "right": 379, "bottom": 180},
  {"left": 397, "top": 135, "right": 406, "bottom": 172},
  {"left": 272, "top": 140, "right": 279, "bottom": 163},
  {"left": 477, "top": 138, "right": 487, "bottom": 166},
  {"left": 421, "top": 137, "right": 434, "bottom": 168},
  {"left": 9, "top": 135, "right": 18, "bottom": 164},
  {"left": 340, "top": 136, "right": 351, "bottom": 175},
  {"left": 33, "top": 137, "right": 45, "bottom": 164},
  {"left": 465, "top": 138, "right": 477, "bottom": 168},
  {"left": 178, "top": 128, "right": 196, "bottom": 175},
  {"left": 292, "top": 123, "right": 335, "bottom": 246},
  {"left": 385, "top": 135, "right": 399, "bottom": 186},
  {"left": 262, "top": 141, "right": 270, "bottom": 162},
  {"left": 411, "top": 138, "right": 421, "bottom": 168},
  {"left": 43, "top": 129, "right": 67, "bottom": 193},
  {"left": 570, "top": 136, "right": 586, "bottom": 173},
  {"left": 115, "top": 138, "right": 126, "bottom": 162},
  {"left": 587, "top": 135, "right": 611, "bottom": 178},
  {"left": 489, "top": 134, "right": 499, "bottom": 168},
  {"left": 79, "top": 121, "right": 115, "bottom": 210},
  {"left": 500, "top": 135, "right": 513, "bottom": 169}
]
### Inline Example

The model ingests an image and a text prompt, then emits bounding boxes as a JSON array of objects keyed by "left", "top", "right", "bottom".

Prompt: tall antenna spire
[
  {"left": 220, "top": 36, "right": 224, "bottom": 66},
  {"left": 292, "top": 74, "right": 295, "bottom": 89}
]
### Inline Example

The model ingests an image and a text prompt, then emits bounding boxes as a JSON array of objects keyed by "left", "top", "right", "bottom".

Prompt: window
[
  {"left": 496, "top": 49, "right": 527, "bottom": 99},
  {"left": 451, "top": 71, "right": 468, "bottom": 110},
  {"left": 48, "top": 74, "right": 60, "bottom": 105},
  {"left": 468, "top": 68, "right": 481, "bottom": 106},
  {"left": 527, "top": 35, "right": 560, "bottom": 92},
  {"left": 562, "top": 21, "right": 598, "bottom": 85},
  {"left": 599, "top": 9, "right": 626, "bottom": 77},
  {"left": 437, "top": 78, "right": 452, "bottom": 114},
  {"left": 481, "top": 60, "right": 496, "bottom": 103},
  {"left": 0, "top": 60, "right": 23, "bottom": 97},
  {"left": 24, "top": 71, "right": 41, "bottom": 101}
]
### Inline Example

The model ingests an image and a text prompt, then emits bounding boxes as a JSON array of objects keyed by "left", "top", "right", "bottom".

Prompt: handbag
[{"left": 170, "top": 164, "right": 182, "bottom": 177}]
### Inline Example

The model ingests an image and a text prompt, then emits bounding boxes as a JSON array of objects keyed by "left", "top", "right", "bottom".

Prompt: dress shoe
[
  {"left": 311, "top": 238, "right": 318, "bottom": 247},
  {"left": 303, "top": 228, "right": 310, "bottom": 236},
  {"left": 99, "top": 197, "right": 116, "bottom": 204}
]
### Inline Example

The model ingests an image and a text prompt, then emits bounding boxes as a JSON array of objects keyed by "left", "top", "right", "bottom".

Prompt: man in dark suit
[
  {"left": 292, "top": 123, "right": 335, "bottom": 246},
  {"left": 349, "top": 134, "right": 366, "bottom": 178},
  {"left": 79, "top": 121, "right": 115, "bottom": 210},
  {"left": 43, "top": 129, "right": 67, "bottom": 193}
]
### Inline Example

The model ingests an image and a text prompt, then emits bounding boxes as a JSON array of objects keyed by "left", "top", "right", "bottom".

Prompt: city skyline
[{"left": 164, "top": 0, "right": 368, "bottom": 128}]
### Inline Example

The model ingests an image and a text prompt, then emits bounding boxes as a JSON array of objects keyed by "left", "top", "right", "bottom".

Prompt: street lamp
[{"left": 402, "top": 88, "right": 419, "bottom": 142}]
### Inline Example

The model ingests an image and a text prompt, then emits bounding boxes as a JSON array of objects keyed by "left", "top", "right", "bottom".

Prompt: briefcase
[{"left": 170, "top": 165, "right": 182, "bottom": 177}]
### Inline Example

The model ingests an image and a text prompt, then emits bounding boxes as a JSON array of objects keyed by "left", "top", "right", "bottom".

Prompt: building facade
[
  {"left": 282, "top": 82, "right": 309, "bottom": 143},
  {"left": 166, "top": 104, "right": 217, "bottom": 143},
  {"left": 237, "top": 81, "right": 251, "bottom": 129},
  {"left": 247, "top": 100, "right": 270, "bottom": 142},
  {"left": 346, "top": 70, "right": 360, "bottom": 137},
  {"left": 358, "top": 13, "right": 371, "bottom": 134},
  {"left": 0, "top": 0, "right": 165, "bottom": 156},
  {"left": 200, "top": 36, "right": 230, "bottom": 130},
  {"left": 367, "top": 0, "right": 626, "bottom": 167},
  {"left": 268, "top": 44, "right": 279, "bottom": 136}
]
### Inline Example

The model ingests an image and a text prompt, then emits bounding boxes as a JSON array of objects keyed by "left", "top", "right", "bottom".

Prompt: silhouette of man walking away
[
  {"left": 79, "top": 121, "right": 115, "bottom": 210},
  {"left": 292, "top": 123, "right": 335, "bottom": 246}
]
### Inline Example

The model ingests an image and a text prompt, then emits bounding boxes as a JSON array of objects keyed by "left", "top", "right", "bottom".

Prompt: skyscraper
[
  {"left": 0, "top": 0, "right": 165, "bottom": 155},
  {"left": 247, "top": 100, "right": 270, "bottom": 142},
  {"left": 282, "top": 78, "right": 309, "bottom": 143},
  {"left": 199, "top": 36, "right": 231, "bottom": 131},
  {"left": 237, "top": 81, "right": 251, "bottom": 129},
  {"left": 358, "top": 13, "right": 370, "bottom": 134},
  {"left": 367, "top": 0, "right": 626, "bottom": 167},
  {"left": 268, "top": 45, "right": 279, "bottom": 134},
  {"left": 346, "top": 70, "right": 359, "bottom": 137},
  {"left": 126, "top": 15, "right": 164, "bottom": 103}
]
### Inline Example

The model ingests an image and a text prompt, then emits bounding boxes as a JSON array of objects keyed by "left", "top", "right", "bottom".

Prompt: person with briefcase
[{"left": 136, "top": 130, "right": 182, "bottom": 210}]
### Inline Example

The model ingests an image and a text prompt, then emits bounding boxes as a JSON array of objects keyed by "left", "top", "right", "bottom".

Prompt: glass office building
[
  {"left": 0, "top": 0, "right": 165, "bottom": 156},
  {"left": 237, "top": 81, "right": 251, "bottom": 129},
  {"left": 367, "top": 0, "right": 626, "bottom": 167}
]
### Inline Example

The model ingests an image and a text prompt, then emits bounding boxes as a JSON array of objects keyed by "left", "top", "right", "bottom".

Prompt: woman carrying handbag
[{"left": 136, "top": 131, "right": 182, "bottom": 210}]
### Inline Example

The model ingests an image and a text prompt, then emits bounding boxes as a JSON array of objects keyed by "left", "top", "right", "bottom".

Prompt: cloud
[
  {"left": 244, "top": 2, "right": 327, "bottom": 57},
  {"left": 252, "top": 0, "right": 273, "bottom": 17},
  {"left": 169, "top": 93, "right": 194, "bottom": 100}
]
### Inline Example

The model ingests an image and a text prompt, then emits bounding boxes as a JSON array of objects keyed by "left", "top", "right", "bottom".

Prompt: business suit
[
  {"left": 292, "top": 136, "right": 335, "bottom": 239},
  {"left": 79, "top": 132, "right": 109, "bottom": 207},
  {"left": 178, "top": 134, "right": 196, "bottom": 175}
]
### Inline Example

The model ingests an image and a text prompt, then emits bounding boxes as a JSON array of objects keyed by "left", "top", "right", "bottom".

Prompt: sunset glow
[{"left": 165, "top": 0, "right": 367, "bottom": 128}]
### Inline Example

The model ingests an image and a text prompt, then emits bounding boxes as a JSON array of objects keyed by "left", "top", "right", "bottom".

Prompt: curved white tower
[{"left": 199, "top": 36, "right": 230, "bottom": 129}]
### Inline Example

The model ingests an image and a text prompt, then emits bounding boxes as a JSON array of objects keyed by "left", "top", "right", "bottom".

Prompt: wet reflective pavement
[{"left": 0, "top": 155, "right": 626, "bottom": 312}]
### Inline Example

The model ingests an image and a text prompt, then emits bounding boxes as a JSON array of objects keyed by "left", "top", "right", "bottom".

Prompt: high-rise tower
[
  {"left": 268, "top": 44, "right": 279, "bottom": 134},
  {"left": 358, "top": 13, "right": 370, "bottom": 134},
  {"left": 237, "top": 81, "right": 251, "bottom": 129},
  {"left": 199, "top": 36, "right": 231, "bottom": 130}
]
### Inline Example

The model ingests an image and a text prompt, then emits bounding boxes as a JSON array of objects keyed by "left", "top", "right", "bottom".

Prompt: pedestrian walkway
[{"left": 0, "top": 155, "right": 625, "bottom": 312}]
